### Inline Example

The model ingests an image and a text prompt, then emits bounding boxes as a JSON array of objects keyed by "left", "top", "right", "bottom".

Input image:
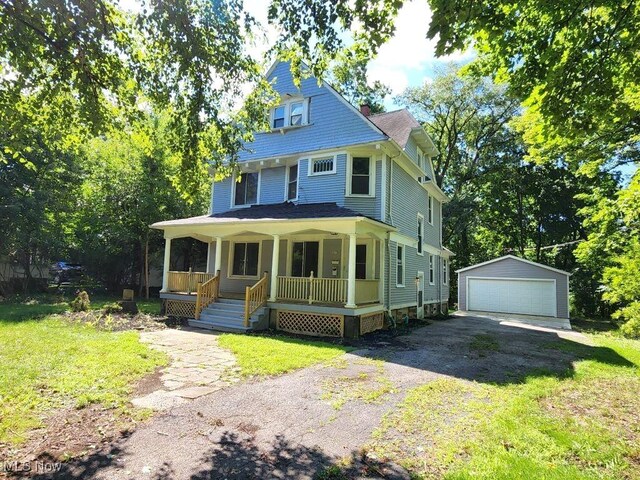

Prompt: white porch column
[
  {"left": 346, "top": 233, "right": 357, "bottom": 308},
  {"left": 269, "top": 234, "right": 280, "bottom": 302},
  {"left": 161, "top": 237, "right": 172, "bottom": 292},
  {"left": 214, "top": 236, "right": 223, "bottom": 273}
]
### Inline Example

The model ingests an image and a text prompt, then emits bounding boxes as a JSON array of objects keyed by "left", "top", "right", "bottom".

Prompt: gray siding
[
  {"left": 297, "top": 155, "right": 346, "bottom": 205},
  {"left": 260, "top": 166, "right": 286, "bottom": 204},
  {"left": 390, "top": 161, "right": 440, "bottom": 249},
  {"left": 457, "top": 257, "right": 569, "bottom": 318}
]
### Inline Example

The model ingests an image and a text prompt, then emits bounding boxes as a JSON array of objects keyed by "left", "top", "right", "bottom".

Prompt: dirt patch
[
  {"left": 60, "top": 311, "right": 173, "bottom": 332},
  {"left": 0, "top": 403, "right": 142, "bottom": 478}
]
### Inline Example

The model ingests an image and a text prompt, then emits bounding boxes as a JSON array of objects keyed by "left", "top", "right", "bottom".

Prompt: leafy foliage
[{"left": 70, "top": 291, "right": 90, "bottom": 312}]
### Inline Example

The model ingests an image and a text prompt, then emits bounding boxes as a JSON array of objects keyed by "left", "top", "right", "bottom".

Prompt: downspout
[{"left": 386, "top": 155, "right": 393, "bottom": 313}]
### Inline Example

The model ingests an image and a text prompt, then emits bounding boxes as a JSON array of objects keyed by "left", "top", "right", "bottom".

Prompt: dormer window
[
  {"left": 270, "top": 98, "right": 309, "bottom": 130},
  {"left": 272, "top": 106, "right": 286, "bottom": 128},
  {"left": 290, "top": 102, "right": 303, "bottom": 126}
]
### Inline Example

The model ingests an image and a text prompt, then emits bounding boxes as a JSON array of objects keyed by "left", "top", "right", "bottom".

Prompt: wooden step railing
[
  {"left": 195, "top": 270, "right": 220, "bottom": 320},
  {"left": 244, "top": 272, "right": 269, "bottom": 327}
]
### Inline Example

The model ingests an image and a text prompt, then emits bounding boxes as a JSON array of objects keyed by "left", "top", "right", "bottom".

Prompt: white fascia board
[{"left": 455, "top": 255, "right": 571, "bottom": 276}]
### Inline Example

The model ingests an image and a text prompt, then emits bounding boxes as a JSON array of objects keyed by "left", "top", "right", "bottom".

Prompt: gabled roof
[
  {"left": 368, "top": 109, "right": 420, "bottom": 149},
  {"left": 151, "top": 202, "right": 394, "bottom": 229},
  {"left": 455, "top": 255, "right": 571, "bottom": 276}
]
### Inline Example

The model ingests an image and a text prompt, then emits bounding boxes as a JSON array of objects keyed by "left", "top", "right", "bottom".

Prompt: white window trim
[
  {"left": 427, "top": 194, "right": 434, "bottom": 225},
  {"left": 346, "top": 154, "right": 376, "bottom": 197},
  {"left": 307, "top": 153, "right": 337, "bottom": 176},
  {"left": 231, "top": 170, "right": 261, "bottom": 209},
  {"left": 396, "top": 244, "right": 405, "bottom": 287},
  {"left": 443, "top": 258, "right": 448, "bottom": 285},
  {"left": 270, "top": 97, "right": 309, "bottom": 130},
  {"left": 429, "top": 254, "right": 435, "bottom": 285},
  {"left": 284, "top": 161, "right": 299, "bottom": 201},
  {"left": 228, "top": 240, "right": 262, "bottom": 280},
  {"left": 417, "top": 213, "right": 424, "bottom": 256}
]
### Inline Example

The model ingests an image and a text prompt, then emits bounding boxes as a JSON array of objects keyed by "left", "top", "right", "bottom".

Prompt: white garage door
[{"left": 467, "top": 278, "right": 556, "bottom": 317}]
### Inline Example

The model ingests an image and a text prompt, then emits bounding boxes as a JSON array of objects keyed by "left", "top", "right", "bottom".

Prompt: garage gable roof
[{"left": 455, "top": 255, "right": 571, "bottom": 276}]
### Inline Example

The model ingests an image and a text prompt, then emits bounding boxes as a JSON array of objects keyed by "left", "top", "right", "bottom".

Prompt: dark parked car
[{"left": 50, "top": 261, "right": 85, "bottom": 284}]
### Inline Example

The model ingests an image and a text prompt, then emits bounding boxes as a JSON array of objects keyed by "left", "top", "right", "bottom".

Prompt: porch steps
[{"left": 188, "top": 298, "right": 268, "bottom": 332}]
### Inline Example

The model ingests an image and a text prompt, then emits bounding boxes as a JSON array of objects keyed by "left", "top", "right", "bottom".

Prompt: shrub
[
  {"left": 102, "top": 302, "right": 123, "bottom": 314},
  {"left": 70, "top": 291, "right": 90, "bottom": 312},
  {"left": 615, "top": 301, "right": 640, "bottom": 339}
]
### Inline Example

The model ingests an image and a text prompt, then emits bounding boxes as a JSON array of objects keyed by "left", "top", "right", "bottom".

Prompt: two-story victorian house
[{"left": 152, "top": 61, "right": 452, "bottom": 338}]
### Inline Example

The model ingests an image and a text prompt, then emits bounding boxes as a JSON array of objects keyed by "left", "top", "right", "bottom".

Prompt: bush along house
[{"left": 152, "top": 61, "right": 452, "bottom": 338}]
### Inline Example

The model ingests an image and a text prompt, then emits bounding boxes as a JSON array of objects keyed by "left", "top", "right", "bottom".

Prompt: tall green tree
[{"left": 74, "top": 111, "right": 210, "bottom": 292}]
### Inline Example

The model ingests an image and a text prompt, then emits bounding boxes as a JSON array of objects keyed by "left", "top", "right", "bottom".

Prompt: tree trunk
[{"left": 144, "top": 234, "right": 150, "bottom": 299}]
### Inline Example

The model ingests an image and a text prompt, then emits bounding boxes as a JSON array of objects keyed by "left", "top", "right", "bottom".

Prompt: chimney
[{"left": 360, "top": 104, "right": 371, "bottom": 117}]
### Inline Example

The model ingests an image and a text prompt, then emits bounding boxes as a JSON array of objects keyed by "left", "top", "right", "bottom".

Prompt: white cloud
[{"left": 368, "top": 0, "right": 474, "bottom": 95}]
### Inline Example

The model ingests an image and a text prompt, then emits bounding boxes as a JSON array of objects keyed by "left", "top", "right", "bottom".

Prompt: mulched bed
[{"left": 60, "top": 310, "right": 183, "bottom": 332}]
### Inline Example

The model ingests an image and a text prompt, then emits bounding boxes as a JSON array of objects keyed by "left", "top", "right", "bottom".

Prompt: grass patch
[
  {"left": 0, "top": 314, "right": 167, "bottom": 446},
  {"left": 368, "top": 333, "right": 640, "bottom": 479},
  {"left": 217, "top": 333, "right": 352, "bottom": 376},
  {"left": 469, "top": 334, "right": 500, "bottom": 355}
]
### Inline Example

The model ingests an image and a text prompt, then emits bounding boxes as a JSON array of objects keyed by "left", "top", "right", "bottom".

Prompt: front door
[
  {"left": 416, "top": 271, "right": 425, "bottom": 319},
  {"left": 292, "top": 241, "right": 319, "bottom": 277}
]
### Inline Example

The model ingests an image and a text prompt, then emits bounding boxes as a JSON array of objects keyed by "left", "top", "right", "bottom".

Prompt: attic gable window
[
  {"left": 270, "top": 98, "right": 309, "bottom": 130},
  {"left": 309, "top": 155, "right": 336, "bottom": 176}
]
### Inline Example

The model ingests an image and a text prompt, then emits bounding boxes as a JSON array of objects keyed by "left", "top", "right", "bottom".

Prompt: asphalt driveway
[{"left": 41, "top": 314, "right": 591, "bottom": 480}]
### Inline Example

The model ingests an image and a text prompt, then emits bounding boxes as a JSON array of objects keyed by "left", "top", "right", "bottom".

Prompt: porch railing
[
  {"left": 167, "top": 270, "right": 216, "bottom": 293},
  {"left": 277, "top": 273, "right": 348, "bottom": 304},
  {"left": 245, "top": 272, "right": 269, "bottom": 326},
  {"left": 195, "top": 270, "right": 220, "bottom": 320},
  {"left": 355, "top": 279, "right": 380, "bottom": 304}
]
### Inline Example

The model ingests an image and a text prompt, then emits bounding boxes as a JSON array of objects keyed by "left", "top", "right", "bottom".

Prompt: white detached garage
[{"left": 457, "top": 255, "right": 570, "bottom": 319}]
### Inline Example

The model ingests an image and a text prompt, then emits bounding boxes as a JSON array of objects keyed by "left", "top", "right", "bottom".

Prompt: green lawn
[
  {"left": 367, "top": 333, "right": 640, "bottom": 479},
  {"left": 0, "top": 296, "right": 167, "bottom": 446},
  {"left": 217, "top": 333, "right": 352, "bottom": 376}
]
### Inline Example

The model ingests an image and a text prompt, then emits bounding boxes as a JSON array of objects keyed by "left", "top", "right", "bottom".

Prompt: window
[
  {"left": 396, "top": 245, "right": 405, "bottom": 287},
  {"left": 287, "top": 164, "right": 298, "bottom": 200},
  {"left": 290, "top": 102, "right": 303, "bottom": 126},
  {"left": 272, "top": 106, "right": 285, "bottom": 128},
  {"left": 427, "top": 194, "right": 433, "bottom": 224},
  {"left": 429, "top": 254, "right": 435, "bottom": 284},
  {"left": 417, "top": 148, "right": 424, "bottom": 170},
  {"left": 234, "top": 172, "right": 259, "bottom": 206},
  {"left": 232, "top": 242, "right": 259, "bottom": 277},
  {"left": 270, "top": 99, "right": 308, "bottom": 129},
  {"left": 350, "top": 156, "right": 371, "bottom": 195},
  {"left": 356, "top": 244, "right": 367, "bottom": 279},
  {"left": 309, "top": 156, "right": 335, "bottom": 175},
  {"left": 417, "top": 214, "right": 424, "bottom": 255},
  {"left": 292, "top": 241, "right": 319, "bottom": 277},
  {"left": 443, "top": 259, "right": 448, "bottom": 285}
]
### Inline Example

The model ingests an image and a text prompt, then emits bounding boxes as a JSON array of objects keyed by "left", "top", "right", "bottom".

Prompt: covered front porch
[{"left": 151, "top": 203, "right": 393, "bottom": 335}]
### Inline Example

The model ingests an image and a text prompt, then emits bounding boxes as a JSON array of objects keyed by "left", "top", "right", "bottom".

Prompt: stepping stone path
[{"left": 132, "top": 328, "right": 241, "bottom": 410}]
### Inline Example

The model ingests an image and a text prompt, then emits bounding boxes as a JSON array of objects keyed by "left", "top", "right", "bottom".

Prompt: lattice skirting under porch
[
  {"left": 360, "top": 311, "right": 385, "bottom": 335},
  {"left": 165, "top": 299, "right": 196, "bottom": 318},
  {"left": 276, "top": 310, "right": 344, "bottom": 337}
]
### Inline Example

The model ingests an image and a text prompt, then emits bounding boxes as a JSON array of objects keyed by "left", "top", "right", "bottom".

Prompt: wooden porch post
[
  {"left": 269, "top": 234, "right": 280, "bottom": 302},
  {"left": 346, "top": 233, "right": 357, "bottom": 307},
  {"left": 214, "top": 236, "right": 223, "bottom": 273},
  {"left": 161, "top": 237, "right": 172, "bottom": 292}
]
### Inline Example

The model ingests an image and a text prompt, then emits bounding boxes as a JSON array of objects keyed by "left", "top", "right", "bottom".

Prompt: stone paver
[{"left": 132, "top": 328, "right": 240, "bottom": 410}]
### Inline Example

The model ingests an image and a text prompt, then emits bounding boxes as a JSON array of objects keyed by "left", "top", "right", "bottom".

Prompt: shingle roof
[
  {"left": 368, "top": 109, "right": 421, "bottom": 148},
  {"left": 151, "top": 202, "right": 393, "bottom": 228}
]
